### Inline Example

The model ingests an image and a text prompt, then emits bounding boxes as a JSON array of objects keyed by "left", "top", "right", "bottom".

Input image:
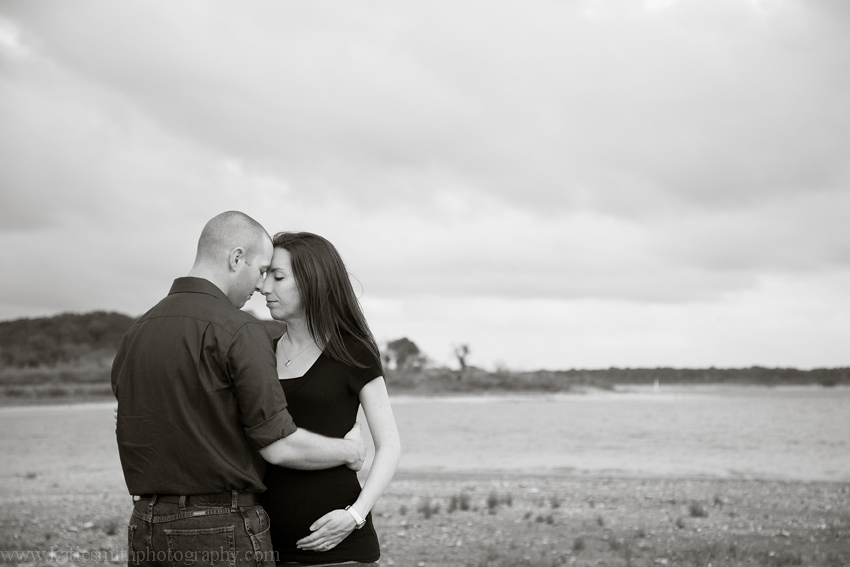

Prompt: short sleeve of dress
[{"left": 346, "top": 338, "right": 384, "bottom": 394}]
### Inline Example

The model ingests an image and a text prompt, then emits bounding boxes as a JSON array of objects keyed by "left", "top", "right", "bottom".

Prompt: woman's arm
[
  {"left": 349, "top": 376, "right": 401, "bottom": 516},
  {"left": 296, "top": 376, "right": 401, "bottom": 551}
]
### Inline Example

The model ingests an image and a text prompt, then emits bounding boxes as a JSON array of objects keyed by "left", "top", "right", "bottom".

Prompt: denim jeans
[{"left": 127, "top": 496, "right": 276, "bottom": 567}]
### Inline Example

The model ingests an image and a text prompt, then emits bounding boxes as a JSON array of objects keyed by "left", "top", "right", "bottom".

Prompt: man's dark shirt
[{"left": 112, "top": 277, "right": 296, "bottom": 495}]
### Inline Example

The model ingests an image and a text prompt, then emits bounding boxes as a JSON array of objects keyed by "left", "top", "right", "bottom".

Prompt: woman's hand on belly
[{"left": 295, "top": 509, "right": 357, "bottom": 552}]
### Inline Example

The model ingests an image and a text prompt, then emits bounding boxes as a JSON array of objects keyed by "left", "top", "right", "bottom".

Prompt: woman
[{"left": 259, "top": 231, "right": 401, "bottom": 566}]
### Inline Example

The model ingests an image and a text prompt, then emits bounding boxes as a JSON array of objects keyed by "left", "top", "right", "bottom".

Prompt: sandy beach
[
  {"left": 1, "top": 392, "right": 848, "bottom": 566},
  {"left": 2, "top": 468, "right": 848, "bottom": 566}
]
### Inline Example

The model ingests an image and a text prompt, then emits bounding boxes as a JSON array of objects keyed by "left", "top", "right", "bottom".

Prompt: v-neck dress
[{"left": 260, "top": 336, "right": 383, "bottom": 564}]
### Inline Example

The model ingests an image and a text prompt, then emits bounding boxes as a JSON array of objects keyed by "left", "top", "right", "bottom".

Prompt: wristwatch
[{"left": 345, "top": 505, "right": 366, "bottom": 529}]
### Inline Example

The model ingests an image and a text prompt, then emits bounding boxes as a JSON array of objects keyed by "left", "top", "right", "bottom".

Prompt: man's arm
[
  {"left": 229, "top": 322, "right": 365, "bottom": 470},
  {"left": 109, "top": 411, "right": 366, "bottom": 470},
  {"left": 258, "top": 422, "right": 366, "bottom": 470}
]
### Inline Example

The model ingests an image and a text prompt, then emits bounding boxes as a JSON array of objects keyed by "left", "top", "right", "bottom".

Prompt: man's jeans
[{"left": 128, "top": 496, "right": 276, "bottom": 567}]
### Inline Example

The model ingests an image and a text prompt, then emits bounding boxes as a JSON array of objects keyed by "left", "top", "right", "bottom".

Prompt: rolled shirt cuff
[{"left": 244, "top": 409, "right": 297, "bottom": 450}]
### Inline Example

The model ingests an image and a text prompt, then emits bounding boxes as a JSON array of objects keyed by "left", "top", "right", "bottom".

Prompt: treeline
[
  {"left": 0, "top": 313, "right": 847, "bottom": 404},
  {"left": 519, "top": 366, "right": 850, "bottom": 386},
  {"left": 0, "top": 311, "right": 286, "bottom": 403},
  {"left": 381, "top": 337, "right": 850, "bottom": 388},
  {"left": 383, "top": 366, "right": 850, "bottom": 394},
  {"left": 0, "top": 311, "right": 136, "bottom": 367},
  {"left": 0, "top": 311, "right": 286, "bottom": 369}
]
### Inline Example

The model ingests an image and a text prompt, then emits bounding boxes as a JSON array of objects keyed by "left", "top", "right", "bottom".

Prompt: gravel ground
[{"left": 1, "top": 469, "right": 848, "bottom": 567}]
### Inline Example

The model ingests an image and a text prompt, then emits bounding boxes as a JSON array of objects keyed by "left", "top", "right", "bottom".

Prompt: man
[{"left": 112, "top": 211, "right": 365, "bottom": 567}]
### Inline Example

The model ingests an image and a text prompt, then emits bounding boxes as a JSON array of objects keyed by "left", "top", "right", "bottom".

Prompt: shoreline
[
  {"left": 2, "top": 382, "right": 848, "bottom": 410},
  {"left": 391, "top": 468, "right": 850, "bottom": 486}
]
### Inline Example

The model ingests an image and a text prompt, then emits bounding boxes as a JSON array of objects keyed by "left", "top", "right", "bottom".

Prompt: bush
[
  {"left": 41, "top": 386, "right": 72, "bottom": 398},
  {"left": 486, "top": 491, "right": 501, "bottom": 514},
  {"left": 689, "top": 502, "right": 708, "bottom": 518},
  {"left": 572, "top": 537, "right": 586, "bottom": 552},
  {"left": 448, "top": 492, "right": 471, "bottom": 513},
  {"left": 417, "top": 497, "right": 440, "bottom": 519},
  {"left": 102, "top": 518, "right": 122, "bottom": 536},
  {"left": 2, "top": 387, "right": 30, "bottom": 398}
]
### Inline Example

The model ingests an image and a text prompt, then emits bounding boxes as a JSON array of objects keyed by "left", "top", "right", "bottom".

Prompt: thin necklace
[{"left": 280, "top": 333, "right": 315, "bottom": 367}]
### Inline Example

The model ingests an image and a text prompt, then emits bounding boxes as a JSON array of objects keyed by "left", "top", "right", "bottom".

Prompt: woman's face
[{"left": 261, "top": 247, "right": 303, "bottom": 322}]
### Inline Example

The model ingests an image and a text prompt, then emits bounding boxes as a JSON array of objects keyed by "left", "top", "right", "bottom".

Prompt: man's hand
[
  {"left": 344, "top": 422, "right": 366, "bottom": 471},
  {"left": 296, "top": 509, "right": 356, "bottom": 552}
]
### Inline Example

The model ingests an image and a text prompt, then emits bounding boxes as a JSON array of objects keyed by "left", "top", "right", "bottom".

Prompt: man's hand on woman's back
[{"left": 344, "top": 422, "right": 366, "bottom": 471}]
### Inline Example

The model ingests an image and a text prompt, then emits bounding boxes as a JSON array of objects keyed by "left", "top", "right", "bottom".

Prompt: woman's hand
[
  {"left": 113, "top": 406, "right": 118, "bottom": 431},
  {"left": 295, "top": 509, "right": 357, "bottom": 552}
]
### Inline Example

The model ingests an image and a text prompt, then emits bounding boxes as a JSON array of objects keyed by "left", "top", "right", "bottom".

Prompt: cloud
[
  {"left": 360, "top": 269, "right": 850, "bottom": 370},
  {"left": 1, "top": 1, "right": 848, "bottom": 367},
  {"left": 8, "top": 1, "right": 849, "bottom": 217}
]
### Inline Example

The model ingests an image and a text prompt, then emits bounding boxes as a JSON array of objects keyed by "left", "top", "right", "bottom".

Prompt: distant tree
[
  {"left": 453, "top": 344, "right": 470, "bottom": 379},
  {"left": 384, "top": 338, "right": 426, "bottom": 370}
]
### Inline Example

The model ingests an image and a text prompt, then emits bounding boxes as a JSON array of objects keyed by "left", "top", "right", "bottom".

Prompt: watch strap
[{"left": 345, "top": 505, "right": 366, "bottom": 529}]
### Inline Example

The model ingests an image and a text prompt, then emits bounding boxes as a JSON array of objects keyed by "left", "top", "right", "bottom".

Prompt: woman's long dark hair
[{"left": 272, "top": 231, "right": 380, "bottom": 368}]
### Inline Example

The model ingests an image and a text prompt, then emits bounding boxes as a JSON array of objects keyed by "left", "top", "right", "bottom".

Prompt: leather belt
[{"left": 134, "top": 491, "right": 260, "bottom": 507}]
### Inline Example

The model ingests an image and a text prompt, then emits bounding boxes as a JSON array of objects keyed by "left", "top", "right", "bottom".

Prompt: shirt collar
[{"left": 168, "top": 277, "right": 231, "bottom": 303}]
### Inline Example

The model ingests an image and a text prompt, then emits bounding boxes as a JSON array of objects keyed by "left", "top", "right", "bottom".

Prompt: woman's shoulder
[{"left": 338, "top": 334, "right": 382, "bottom": 371}]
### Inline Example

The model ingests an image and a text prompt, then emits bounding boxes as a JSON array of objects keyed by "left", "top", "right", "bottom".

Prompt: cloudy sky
[{"left": 1, "top": 0, "right": 848, "bottom": 370}]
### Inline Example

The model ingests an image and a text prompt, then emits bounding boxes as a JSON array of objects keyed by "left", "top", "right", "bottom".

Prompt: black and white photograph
[{"left": 1, "top": 1, "right": 849, "bottom": 566}]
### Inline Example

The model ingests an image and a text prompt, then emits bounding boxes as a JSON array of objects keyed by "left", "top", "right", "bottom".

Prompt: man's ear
[{"left": 228, "top": 247, "right": 245, "bottom": 272}]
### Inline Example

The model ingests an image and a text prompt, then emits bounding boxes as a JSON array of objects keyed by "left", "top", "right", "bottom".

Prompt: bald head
[
  {"left": 195, "top": 211, "right": 269, "bottom": 265},
  {"left": 189, "top": 211, "right": 273, "bottom": 308}
]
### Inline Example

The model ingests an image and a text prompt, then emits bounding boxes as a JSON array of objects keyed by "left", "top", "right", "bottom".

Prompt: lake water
[
  {"left": 1, "top": 385, "right": 848, "bottom": 483},
  {"left": 387, "top": 385, "right": 850, "bottom": 481}
]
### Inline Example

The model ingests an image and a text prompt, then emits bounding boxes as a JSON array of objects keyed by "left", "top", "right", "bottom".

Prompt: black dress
[{"left": 260, "top": 337, "right": 383, "bottom": 564}]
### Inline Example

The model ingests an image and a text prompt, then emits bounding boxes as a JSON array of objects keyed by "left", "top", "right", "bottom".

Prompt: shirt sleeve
[
  {"left": 347, "top": 339, "right": 385, "bottom": 394},
  {"left": 228, "top": 322, "right": 297, "bottom": 449}
]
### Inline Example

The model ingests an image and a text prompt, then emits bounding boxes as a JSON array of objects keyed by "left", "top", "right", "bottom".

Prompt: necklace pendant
[{"left": 284, "top": 360, "right": 292, "bottom": 367}]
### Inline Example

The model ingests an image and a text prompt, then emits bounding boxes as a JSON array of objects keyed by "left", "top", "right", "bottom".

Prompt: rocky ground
[{"left": 1, "top": 470, "right": 848, "bottom": 567}]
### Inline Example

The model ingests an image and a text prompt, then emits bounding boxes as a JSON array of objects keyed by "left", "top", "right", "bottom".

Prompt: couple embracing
[{"left": 112, "top": 211, "right": 401, "bottom": 566}]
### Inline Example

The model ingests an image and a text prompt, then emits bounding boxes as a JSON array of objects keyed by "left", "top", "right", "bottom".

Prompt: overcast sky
[{"left": 1, "top": 0, "right": 848, "bottom": 370}]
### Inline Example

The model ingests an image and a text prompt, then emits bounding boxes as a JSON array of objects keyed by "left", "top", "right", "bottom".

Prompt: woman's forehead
[{"left": 270, "top": 247, "right": 293, "bottom": 269}]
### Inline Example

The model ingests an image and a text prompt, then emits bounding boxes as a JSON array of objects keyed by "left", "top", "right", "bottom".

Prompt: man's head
[{"left": 190, "top": 211, "right": 273, "bottom": 308}]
